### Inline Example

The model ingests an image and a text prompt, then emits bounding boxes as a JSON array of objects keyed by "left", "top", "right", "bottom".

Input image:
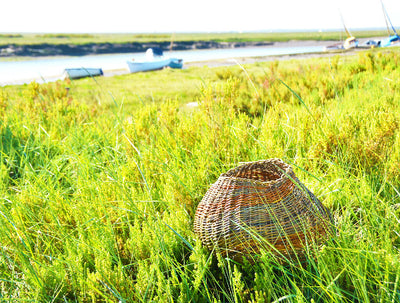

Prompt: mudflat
[
  {"left": 0, "top": 40, "right": 273, "bottom": 57},
  {"left": 0, "top": 37, "right": 383, "bottom": 58}
]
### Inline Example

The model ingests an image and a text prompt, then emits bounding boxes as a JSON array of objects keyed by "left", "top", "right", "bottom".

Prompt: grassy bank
[
  {"left": 0, "top": 30, "right": 392, "bottom": 46},
  {"left": 0, "top": 48, "right": 400, "bottom": 301}
]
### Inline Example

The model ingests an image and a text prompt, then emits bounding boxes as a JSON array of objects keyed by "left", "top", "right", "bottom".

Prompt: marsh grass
[
  {"left": 0, "top": 49, "right": 399, "bottom": 301},
  {"left": 0, "top": 30, "right": 393, "bottom": 46}
]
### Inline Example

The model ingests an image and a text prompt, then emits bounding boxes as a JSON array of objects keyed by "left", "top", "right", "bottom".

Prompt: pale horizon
[{"left": 1, "top": 0, "right": 399, "bottom": 34}]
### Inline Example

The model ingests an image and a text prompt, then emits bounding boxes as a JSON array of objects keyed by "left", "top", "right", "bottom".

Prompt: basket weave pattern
[{"left": 194, "top": 159, "right": 333, "bottom": 260}]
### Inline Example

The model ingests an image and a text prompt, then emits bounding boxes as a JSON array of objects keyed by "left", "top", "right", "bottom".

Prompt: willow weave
[{"left": 194, "top": 159, "right": 333, "bottom": 261}]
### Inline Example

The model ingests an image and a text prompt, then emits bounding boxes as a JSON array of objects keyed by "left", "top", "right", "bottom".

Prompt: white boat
[
  {"left": 360, "top": 40, "right": 379, "bottom": 49},
  {"left": 126, "top": 48, "right": 183, "bottom": 73},
  {"left": 63, "top": 68, "right": 103, "bottom": 80},
  {"left": 324, "top": 13, "right": 358, "bottom": 52},
  {"left": 343, "top": 36, "right": 358, "bottom": 50},
  {"left": 127, "top": 57, "right": 173, "bottom": 73},
  {"left": 324, "top": 43, "right": 345, "bottom": 52},
  {"left": 324, "top": 37, "right": 358, "bottom": 53}
]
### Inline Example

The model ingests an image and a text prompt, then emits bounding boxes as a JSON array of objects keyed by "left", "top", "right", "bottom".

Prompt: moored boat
[
  {"left": 168, "top": 58, "right": 183, "bottom": 69},
  {"left": 324, "top": 13, "right": 358, "bottom": 52},
  {"left": 127, "top": 48, "right": 183, "bottom": 73},
  {"left": 63, "top": 68, "right": 103, "bottom": 80},
  {"left": 379, "top": 35, "right": 400, "bottom": 47},
  {"left": 127, "top": 58, "right": 173, "bottom": 73},
  {"left": 360, "top": 40, "right": 379, "bottom": 49},
  {"left": 324, "top": 43, "right": 345, "bottom": 52},
  {"left": 343, "top": 36, "right": 358, "bottom": 49}
]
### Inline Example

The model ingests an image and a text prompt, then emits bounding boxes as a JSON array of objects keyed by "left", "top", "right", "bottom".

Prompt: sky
[{"left": 1, "top": 0, "right": 399, "bottom": 33}]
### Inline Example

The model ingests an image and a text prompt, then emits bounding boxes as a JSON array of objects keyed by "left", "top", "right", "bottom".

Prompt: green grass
[
  {"left": 0, "top": 48, "right": 400, "bottom": 301},
  {"left": 0, "top": 30, "right": 393, "bottom": 46}
]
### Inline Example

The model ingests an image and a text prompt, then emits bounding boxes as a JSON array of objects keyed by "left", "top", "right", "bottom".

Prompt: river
[{"left": 0, "top": 45, "right": 325, "bottom": 86}]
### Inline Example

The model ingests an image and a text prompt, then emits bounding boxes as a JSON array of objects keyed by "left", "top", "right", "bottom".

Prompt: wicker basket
[{"left": 194, "top": 159, "right": 333, "bottom": 262}]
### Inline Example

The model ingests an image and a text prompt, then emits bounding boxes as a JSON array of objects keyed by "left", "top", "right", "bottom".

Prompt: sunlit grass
[{"left": 0, "top": 48, "right": 399, "bottom": 301}]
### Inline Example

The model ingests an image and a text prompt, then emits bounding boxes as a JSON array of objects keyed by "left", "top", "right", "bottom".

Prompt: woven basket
[{"left": 194, "top": 159, "right": 333, "bottom": 262}]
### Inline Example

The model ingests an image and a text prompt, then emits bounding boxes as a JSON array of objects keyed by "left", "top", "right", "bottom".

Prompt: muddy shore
[{"left": 1, "top": 37, "right": 382, "bottom": 58}]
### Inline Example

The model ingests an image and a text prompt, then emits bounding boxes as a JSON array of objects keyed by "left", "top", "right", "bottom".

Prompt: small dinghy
[
  {"left": 127, "top": 48, "right": 183, "bottom": 73},
  {"left": 63, "top": 68, "right": 104, "bottom": 80}
]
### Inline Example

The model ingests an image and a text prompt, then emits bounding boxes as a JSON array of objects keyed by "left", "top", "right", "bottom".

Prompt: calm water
[{"left": 0, "top": 45, "right": 324, "bottom": 86}]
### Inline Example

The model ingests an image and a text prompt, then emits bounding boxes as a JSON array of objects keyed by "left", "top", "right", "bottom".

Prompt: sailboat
[
  {"left": 324, "top": 12, "right": 358, "bottom": 52},
  {"left": 340, "top": 12, "right": 359, "bottom": 49},
  {"left": 378, "top": 0, "right": 400, "bottom": 47},
  {"left": 342, "top": 28, "right": 358, "bottom": 49}
]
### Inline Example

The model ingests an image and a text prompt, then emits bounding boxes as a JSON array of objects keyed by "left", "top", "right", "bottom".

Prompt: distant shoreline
[
  {"left": 0, "top": 41, "right": 275, "bottom": 58},
  {"left": 0, "top": 37, "right": 386, "bottom": 59}
]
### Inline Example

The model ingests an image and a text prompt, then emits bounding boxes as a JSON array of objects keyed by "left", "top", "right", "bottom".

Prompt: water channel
[{"left": 0, "top": 45, "right": 325, "bottom": 86}]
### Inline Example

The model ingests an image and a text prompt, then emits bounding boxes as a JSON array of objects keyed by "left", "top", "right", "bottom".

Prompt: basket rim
[{"left": 219, "top": 158, "right": 295, "bottom": 187}]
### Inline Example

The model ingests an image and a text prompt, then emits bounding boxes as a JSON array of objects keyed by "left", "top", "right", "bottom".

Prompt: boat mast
[
  {"left": 169, "top": 33, "right": 175, "bottom": 52},
  {"left": 340, "top": 11, "right": 352, "bottom": 38},
  {"left": 381, "top": 0, "right": 399, "bottom": 36}
]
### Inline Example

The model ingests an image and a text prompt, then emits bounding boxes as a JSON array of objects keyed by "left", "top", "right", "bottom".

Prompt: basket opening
[
  {"left": 226, "top": 161, "right": 289, "bottom": 183},
  {"left": 234, "top": 170, "right": 281, "bottom": 182}
]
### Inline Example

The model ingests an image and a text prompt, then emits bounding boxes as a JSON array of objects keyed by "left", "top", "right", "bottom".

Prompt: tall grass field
[{"left": 0, "top": 49, "right": 400, "bottom": 302}]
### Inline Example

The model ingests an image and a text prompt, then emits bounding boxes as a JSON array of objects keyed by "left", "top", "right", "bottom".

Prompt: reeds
[{"left": 0, "top": 49, "right": 399, "bottom": 301}]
